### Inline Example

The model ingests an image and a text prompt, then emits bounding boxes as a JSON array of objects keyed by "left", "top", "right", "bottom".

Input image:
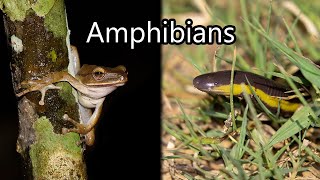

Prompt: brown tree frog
[{"left": 16, "top": 46, "right": 128, "bottom": 146}]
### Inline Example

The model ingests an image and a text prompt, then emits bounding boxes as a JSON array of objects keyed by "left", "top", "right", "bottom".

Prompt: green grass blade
[
  {"left": 243, "top": 18, "right": 320, "bottom": 88},
  {"left": 220, "top": 148, "right": 248, "bottom": 180},
  {"left": 273, "top": 139, "right": 294, "bottom": 162},
  {"left": 230, "top": 47, "right": 237, "bottom": 131},
  {"left": 282, "top": 18, "right": 302, "bottom": 55},
  {"left": 176, "top": 99, "right": 198, "bottom": 138},
  {"left": 235, "top": 104, "right": 248, "bottom": 159},
  {"left": 244, "top": 75, "right": 279, "bottom": 121},
  {"left": 265, "top": 106, "right": 314, "bottom": 149},
  {"left": 266, "top": 71, "right": 309, "bottom": 85}
]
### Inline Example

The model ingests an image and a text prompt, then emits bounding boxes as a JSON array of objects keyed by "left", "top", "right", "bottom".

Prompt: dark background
[{"left": 0, "top": 1, "right": 160, "bottom": 179}]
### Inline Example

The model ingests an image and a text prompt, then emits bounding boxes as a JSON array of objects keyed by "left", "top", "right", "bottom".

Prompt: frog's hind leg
[
  {"left": 62, "top": 101, "right": 103, "bottom": 146},
  {"left": 62, "top": 114, "right": 97, "bottom": 146},
  {"left": 62, "top": 114, "right": 90, "bottom": 134}
]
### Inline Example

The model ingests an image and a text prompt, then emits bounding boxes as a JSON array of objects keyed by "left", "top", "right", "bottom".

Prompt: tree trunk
[{"left": 0, "top": 0, "right": 86, "bottom": 179}]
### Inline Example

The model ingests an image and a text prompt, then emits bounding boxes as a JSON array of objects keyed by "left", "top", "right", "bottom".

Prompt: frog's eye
[{"left": 93, "top": 67, "right": 106, "bottom": 81}]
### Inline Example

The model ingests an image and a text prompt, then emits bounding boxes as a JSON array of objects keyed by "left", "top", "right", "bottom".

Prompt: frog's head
[{"left": 77, "top": 64, "right": 128, "bottom": 87}]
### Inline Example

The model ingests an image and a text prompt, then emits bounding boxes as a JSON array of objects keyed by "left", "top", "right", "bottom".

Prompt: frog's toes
[
  {"left": 38, "top": 84, "right": 61, "bottom": 105},
  {"left": 62, "top": 114, "right": 70, "bottom": 120},
  {"left": 16, "top": 90, "right": 27, "bottom": 97},
  {"left": 63, "top": 114, "right": 81, "bottom": 127},
  {"left": 62, "top": 127, "right": 70, "bottom": 134}
]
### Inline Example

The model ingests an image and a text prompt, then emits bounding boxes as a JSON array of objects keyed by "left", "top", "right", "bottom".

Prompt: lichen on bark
[
  {"left": 30, "top": 117, "right": 84, "bottom": 179},
  {"left": 0, "top": 0, "right": 86, "bottom": 178},
  {"left": 0, "top": 0, "right": 57, "bottom": 21}
]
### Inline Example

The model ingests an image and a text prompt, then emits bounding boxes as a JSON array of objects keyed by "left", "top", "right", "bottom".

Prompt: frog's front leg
[
  {"left": 62, "top": 101, "right": 103, "bottom": 146},
  {"left": 18, "top": 83, "right": 61, "bottom": 105},
  {"left": 16, "top": 71, "right": 84, "bottom": 104},
  {"left": 16, "top": 75, "right": 64, "bottom": 105}
]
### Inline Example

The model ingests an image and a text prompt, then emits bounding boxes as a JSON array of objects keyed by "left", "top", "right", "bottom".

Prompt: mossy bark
[{"left": 0, "top": 0, "right": 86, "bottom": 179}]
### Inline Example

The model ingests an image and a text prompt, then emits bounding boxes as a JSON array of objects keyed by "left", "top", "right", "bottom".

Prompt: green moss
[
  {"left": 0, "top": 0, "right": 67, "bottom": 37},
  {"left": 30, "top": 116, "right": 81, "bottom": 157},
  {"left": 0, "top": 0, "right": 31, "bottom": 21},
  {"left": 30, "top": 117, "right": 84, "bottom": 178},
  {"left": 0, "top": 0, "right": 66, "bottom": 36},
  {"left": 57, "top": 82, "right": 77, "bottom": 106},
  {"left": 47, "top": 49, "right": 58, "bottom": 62},
  {"left": 31, "top": 0, "right": 55, "bottom": 17},
  {"left": 44, "top": 0, "right": 67, "bottom": 38}
]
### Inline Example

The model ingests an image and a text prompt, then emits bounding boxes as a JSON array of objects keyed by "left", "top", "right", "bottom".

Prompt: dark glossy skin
[
  {"left": 193, "top": 70, "right": 290, "bottom": 97},
  {"left": 193, "top": 70, "right": 302, "bottom": 116}
]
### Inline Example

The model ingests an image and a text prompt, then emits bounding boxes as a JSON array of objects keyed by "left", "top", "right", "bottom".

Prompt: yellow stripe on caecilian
[
  {"left": 211, "top": 84, "right": 250, "bottom": 96},
  {"left": 255, "top": 89, "right": 300, "bottom": 112},
  {"left": 212, "top": 84, "right": 301, "bottom": 113}
]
